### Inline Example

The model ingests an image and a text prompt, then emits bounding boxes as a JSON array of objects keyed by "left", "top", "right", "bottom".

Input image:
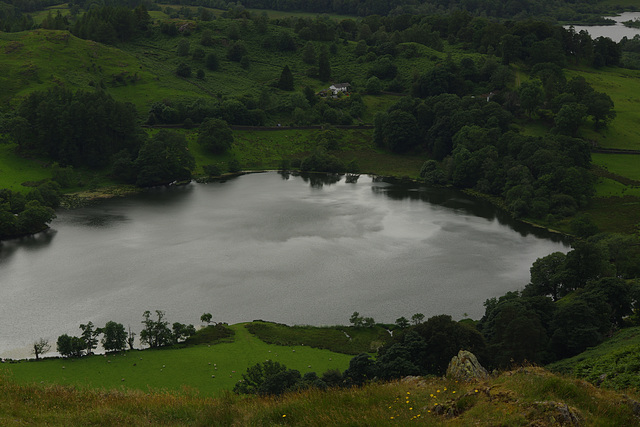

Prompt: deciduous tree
[{"left": 197, "top": 118, "right": 234, "bottom": 154}]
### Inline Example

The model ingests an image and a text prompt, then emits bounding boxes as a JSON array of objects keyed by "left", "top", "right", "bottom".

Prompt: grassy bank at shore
[{"left": 1, "top": 323, "right": 353, "bottom": 397}]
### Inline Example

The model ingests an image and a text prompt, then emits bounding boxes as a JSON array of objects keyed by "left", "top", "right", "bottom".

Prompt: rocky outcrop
[{"left": 446, "top": 350, "right": 489, "bottom": 381}]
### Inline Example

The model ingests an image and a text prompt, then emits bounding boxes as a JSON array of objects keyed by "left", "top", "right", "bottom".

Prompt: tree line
[{"left": 33, "top": 310, "right": 228, "bottom": 359}]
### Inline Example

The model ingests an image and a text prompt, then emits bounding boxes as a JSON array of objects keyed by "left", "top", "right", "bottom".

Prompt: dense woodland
[{"left": 1, "top": 0, "right": 640, "bottom": 402}]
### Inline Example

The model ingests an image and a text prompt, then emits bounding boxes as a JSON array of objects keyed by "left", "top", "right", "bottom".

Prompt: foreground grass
[
  {"left": 1, "top": 366, "right": 639, "bottom": 425},
  {"left": 0, "top": 324, "right": 352, "bottom": 397}
]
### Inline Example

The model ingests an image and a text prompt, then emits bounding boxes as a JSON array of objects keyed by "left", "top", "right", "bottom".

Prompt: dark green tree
[
  {"left": 197, "top": 118, "right": 234, "bottom": 154},
  {"left": 101, "top": 321, "right": 127, "bottom": 353},
  {"left": 200, "top": 29, "right": 213, "bottom": 46},
  {"left": 554, "top": 103, "right": 587, "bottom": 136},
  {"left": 140, "top": 310, "right": 172, "bottom": 348},
  {"left": 79, "top": 321, "right": 99, "bottom": 355},
  {"left": 278, "top": 65, "right": 294, "bottom": 91},
  {"left": 205, "top": 53, "right": 220, "bottom": 71},
  {"left": 227, "top": 41, "right": 247, "bottom": 62},
  {"left": 135, "top": 130, "right": 195, "bottom": 187},
  {"left": 318, "top": 46, "right": 331, "bottom": 82},
  {"left": 16, "top": 201, "right": 56, "bottom": 235},
  {"left": 176, "top": 39, "right": 190, "bottom": 56},
  {"left": 584, "top": 91, "right": 616, "bottom": 129},
  {"left": 234, "top": 360, "right": 300, "bottom": 395},
  {"left": 342, "top": 353, "right": 377, "bottom": 386},
  {"left": 176, "top": 62, "right": 191, "bottom": 78},
  {"left": 172, "top": 322, "right": 196, "bottom": 344},
  {"left": 523, "top": 252, "right": 568, "bottom": 301},
  {"left": 518, "top": 80, "right": 544, "bottom": 118},
  {"left": 56, "top": 334, "right": 85, "bottom": 358},
  {"left": 395, "top": 317, "right": 409, "bottom": 329},
  {"left": 379, "top": 110, "right": 420, "bottom": 153},
  {"left": 302, "top": 41, "right": 316, "bottom": 64}
]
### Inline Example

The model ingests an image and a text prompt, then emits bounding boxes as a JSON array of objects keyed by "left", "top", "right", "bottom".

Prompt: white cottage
[{"left": 329, "top": 83, "right": 351, "bottom": 95}]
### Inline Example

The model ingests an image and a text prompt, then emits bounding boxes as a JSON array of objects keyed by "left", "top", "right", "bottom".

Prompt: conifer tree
[
  {"left": 278, "top": 65, "right": 294, "bottom": 91},
  {"left": 318, "top": 47, "right": 331, "bottom": 82}
]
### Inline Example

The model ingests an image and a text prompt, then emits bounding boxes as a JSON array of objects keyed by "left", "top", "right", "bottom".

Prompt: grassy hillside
[
  {"left": 548, "top": 326, "right": 640, "bottom": 390},
  {"left": 2, "top": 366, "right": 639, "bottom": 425},
  {"left": 0, "top": 30, "right": 161, "bottom": 107},
  {"left": 0, "top": 324, "right": 352, "bottom": 397}
]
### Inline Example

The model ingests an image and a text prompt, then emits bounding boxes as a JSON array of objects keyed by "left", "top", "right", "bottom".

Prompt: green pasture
[
  {"left": 566, "top": 66, "right": 640, "bottom": 150},
  {"left": 0, "top": 144, "right": 51, "bottom": 191},
  {"left": 0, "top": 324, "right": 352, "bottom": 397},
  {"left": 592, "top": 153, "right": 640, "bottom": 181},
  {"left": 594, "top": 177, "right": 640, "bottom": 197}
]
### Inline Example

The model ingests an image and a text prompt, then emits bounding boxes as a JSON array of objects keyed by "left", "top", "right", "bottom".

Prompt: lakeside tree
[
  {"left": 172, "top": 322, "right": 196, "bottom": 344},
  {"left": 395, "top": 317, "right": 409, "bottom": 329},
  {"left": 140, "top": 310, "right": 172, "bottom": 348},
  {"left": 57, "top": 334, "right": 85, "bottom": 358},
  {"left": 32, "top": 338, "right": 50, "bottom": 361},
  {"left": 135, "top": 130, "right": 195, "bottom": 187},
  {"left": 201, "top": 313, "right": 213, "bottom": 324},
  {"left": 101, "top": 321, "right": 128, "bottom": 353},
  {"left": 13, "top": 87, "right": 141, "bottom": 168},
  {"left": 79, "top": 321, "right": 99, "bottom": 355},
  {"left": 197, "top": 118, "right": 234, "bottom": 154},
  {"left": 411, "top": 313, "right": 425, "bottom": 325}
]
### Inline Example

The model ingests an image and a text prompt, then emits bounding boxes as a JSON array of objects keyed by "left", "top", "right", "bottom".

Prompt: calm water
[
  {"left": 566, "top": 12, "right": 640, "bottom": 42},
  {"left": 0, "top": 172, "right": 568, "bottom": 358}
]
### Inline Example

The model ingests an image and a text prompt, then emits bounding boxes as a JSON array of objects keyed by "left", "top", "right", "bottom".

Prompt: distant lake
[
  {"left": 566, "top": 12, "right": 640, "bottom": 42},
  {"left": 0, "top": 172, "right": 569, "bottom": 359}
]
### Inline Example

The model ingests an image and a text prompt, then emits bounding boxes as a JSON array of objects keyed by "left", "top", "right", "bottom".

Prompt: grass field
[
  {"left": 0, "top": 144, "right": 52, "bottom": 191},
  {"left": 594, "top": 177, "right": 640, "bottom": 197},
  {"left": 566, "top": 66, "right": 640, "bottom": 150},
  {"left": 592, "top": 153, "right": 640, "bottom": 181},
  {"left": 0, "top": 323, "right": 352, "bottom": 397}
]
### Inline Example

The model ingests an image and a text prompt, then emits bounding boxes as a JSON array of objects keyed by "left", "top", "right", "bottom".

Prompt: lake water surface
[
  {"left": 0, "top": 172, "right": 569, "bottom": 358},
  {"left": 566, "top": 12, "right": 640, "bottom": 42}
]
